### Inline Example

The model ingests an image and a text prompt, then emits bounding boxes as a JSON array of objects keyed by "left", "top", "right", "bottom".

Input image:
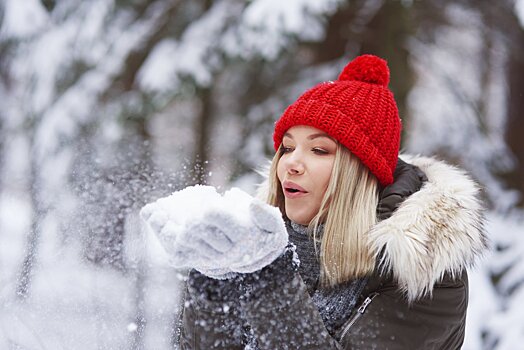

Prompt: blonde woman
[{"left": 141, "top": 55, "right": 488, "bottom": 349}]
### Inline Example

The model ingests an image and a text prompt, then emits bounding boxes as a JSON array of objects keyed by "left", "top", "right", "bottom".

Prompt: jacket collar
[{"left": 370, "top": 154, "right": 488, "bottom": 301}]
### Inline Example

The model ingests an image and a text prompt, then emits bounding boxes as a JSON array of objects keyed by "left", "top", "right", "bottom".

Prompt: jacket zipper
[{"left": 339, "top": 292, "right": 380, "bottom": 341}]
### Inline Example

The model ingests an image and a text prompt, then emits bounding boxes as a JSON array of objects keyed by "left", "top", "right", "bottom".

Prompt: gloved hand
[{"left": 140, "top": 186, "right": 288, "bottom": 279}]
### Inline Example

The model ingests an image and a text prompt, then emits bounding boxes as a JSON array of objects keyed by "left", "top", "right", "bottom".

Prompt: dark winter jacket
[{"left": 177, "top": 155, "right": 488, "bottom": 349}]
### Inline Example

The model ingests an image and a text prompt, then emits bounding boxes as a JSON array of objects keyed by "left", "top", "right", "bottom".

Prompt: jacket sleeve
[
  {"left": 178, "top": 270, "right": 246, "bottom": 349},
  {"left": 178, "top": 246, "right": 344, "bottom": 350},
  {"left": 238, "top": 247, "right": 343, "bottom": 350}
]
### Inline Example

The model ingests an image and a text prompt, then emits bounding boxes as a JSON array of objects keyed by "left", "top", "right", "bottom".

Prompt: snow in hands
[{"left": 140, "top": 185, "right": 288, "bottom": 278}]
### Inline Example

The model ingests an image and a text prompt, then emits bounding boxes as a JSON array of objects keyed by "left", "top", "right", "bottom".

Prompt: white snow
[
  {"left": 243, "top": 0, "right": 340, "bottom": 37},
  {"left": 516, "top": 0, "right": 524, "bottom": 28},
  {"left": 1, "top": 0, "right": 48, "bottom": 39},
  {"left": 138, "top": 1, "right": 238, "bottom": 90},
  {"left": 127, "top": 322, "right": 138, "bottom": 332},
  {"left": 223, "top": 0, "right": 341, "bottom": 60},
  {"left": 140, "top": 185, "right": 287, "bottom": 274},
  {"left": 0, "top": 205, "right": 182, "bottom": 350},
  {"left": 138, "top": 39, "right": 179, "bottom": 92}
]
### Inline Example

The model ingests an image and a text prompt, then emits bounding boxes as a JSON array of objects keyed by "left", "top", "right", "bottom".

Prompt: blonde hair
[{"left": 267, "top": 144, "right": 379, "bottom": 287}]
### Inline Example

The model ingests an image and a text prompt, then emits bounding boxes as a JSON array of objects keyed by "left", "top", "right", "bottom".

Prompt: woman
[{"left": 141, "top": 55, "right": 488, "bottom": 349}]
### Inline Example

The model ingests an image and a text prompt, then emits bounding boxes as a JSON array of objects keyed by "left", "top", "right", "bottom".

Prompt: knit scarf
[{"left": 287, "top": 220, "right": 368, "bottom": 338}]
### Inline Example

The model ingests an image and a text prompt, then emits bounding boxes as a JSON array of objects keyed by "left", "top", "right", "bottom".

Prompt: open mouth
[{"left": 283, "top": 181, "right": 308, "bottom": 195}]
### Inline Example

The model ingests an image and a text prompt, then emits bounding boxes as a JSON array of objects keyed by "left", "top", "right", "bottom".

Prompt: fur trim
[{"left": 368, "top": 155, "right": 488, "bottom": 302}]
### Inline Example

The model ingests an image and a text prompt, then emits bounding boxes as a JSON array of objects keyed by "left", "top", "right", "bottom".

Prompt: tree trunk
[
  {"left": 16, "top": 144, "right": 45, "bottom": 299},
  {"left": 359, "top": 0, "right": 414, "bottom": 141},
  {"left": 0, "top": 117, "right": 3, "bottom": 191},
  {"left": 130, "top": 117, "right": 152, "bottom": 350},
  {"left": 131, "top": 263, "right": 147, "bottom": 350},
  {"left": 504, "top": 37, "right": 524, "bottom": 206},
  {"left": 191, "top": 86, "right": 213, "bottom": 185}
]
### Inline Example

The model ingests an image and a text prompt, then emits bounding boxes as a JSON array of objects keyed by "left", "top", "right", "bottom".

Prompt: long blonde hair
[{"left": 267, "top": 144, "right": 380, "bottom": 287}]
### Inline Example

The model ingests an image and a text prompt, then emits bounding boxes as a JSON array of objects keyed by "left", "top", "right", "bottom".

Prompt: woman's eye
[
  {"left": 312, "top": 148, "right": 328, "bottom": 155},
  {"left": 281, "top": 146, "right": 293, "bottom": 154}
]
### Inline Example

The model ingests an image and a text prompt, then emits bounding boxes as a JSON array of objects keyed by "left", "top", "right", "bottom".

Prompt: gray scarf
[{"left": 288, "top": 220, "right": 368, "bottom": 338}]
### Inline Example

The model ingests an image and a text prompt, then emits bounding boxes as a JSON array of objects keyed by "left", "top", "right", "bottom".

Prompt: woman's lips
[
  {"left": 282, "top": 181, "right": 308, "bottom": 199},
  {"left": 284, "top": 190, "right": 308, "bottom": 199}
]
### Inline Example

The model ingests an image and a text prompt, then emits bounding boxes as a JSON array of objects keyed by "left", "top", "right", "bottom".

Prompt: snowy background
[{"left": 1, "top": 0, "right": 524, "bottom": 349}]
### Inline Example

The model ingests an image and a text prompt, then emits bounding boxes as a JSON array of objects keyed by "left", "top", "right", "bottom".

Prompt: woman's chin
[{"left": 286, "top": 209, "right": 313, "bottom": 226}]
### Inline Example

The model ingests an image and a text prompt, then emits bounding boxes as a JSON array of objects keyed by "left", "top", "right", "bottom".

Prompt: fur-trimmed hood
[
  {"left": 258, "top": 154, "right": 488, "bottom": 302},
  {"left": 369, "top": 155, "right": 488, "bottom": 301}
]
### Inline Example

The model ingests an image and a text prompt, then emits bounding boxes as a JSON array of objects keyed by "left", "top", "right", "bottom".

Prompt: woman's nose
[{"left": 284, "top": 152, "right": 305, "bottom": 175}]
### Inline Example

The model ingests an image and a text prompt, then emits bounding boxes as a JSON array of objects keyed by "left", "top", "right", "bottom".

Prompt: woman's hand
[{"left": 140, "top": 187, "right": 288, "bottom": 279}]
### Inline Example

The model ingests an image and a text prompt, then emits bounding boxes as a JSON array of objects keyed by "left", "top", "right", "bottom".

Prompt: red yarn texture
[
  {"left": 338, "top": 54, "right": 390, "bottom": 86},
  {"left": 273, "top": 54, "right": 401, "bottom": 186}
]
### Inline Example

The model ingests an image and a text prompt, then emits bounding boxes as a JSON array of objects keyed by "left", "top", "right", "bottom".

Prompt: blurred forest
[{"left": 0, "top": 0, "right": 524, "bottom": 349}]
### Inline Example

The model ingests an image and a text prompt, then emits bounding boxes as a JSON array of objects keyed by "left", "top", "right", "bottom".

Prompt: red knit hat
[{"left": 273, "top": 54, "right": 401, "bottom": 186}]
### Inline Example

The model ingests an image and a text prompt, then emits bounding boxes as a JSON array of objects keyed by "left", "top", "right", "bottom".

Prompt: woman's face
[{"left": 277, "top": 125, "right": 337, "bottom": 225}]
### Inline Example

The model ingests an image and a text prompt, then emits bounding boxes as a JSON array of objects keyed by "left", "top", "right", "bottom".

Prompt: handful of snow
[{"left": 140, "top": 185, "right": 288, "bottom": 275}]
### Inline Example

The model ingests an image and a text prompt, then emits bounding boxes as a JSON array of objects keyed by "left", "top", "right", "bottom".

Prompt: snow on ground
[{"left": 0, "top": 193, "right": 183, "bottom": 350}]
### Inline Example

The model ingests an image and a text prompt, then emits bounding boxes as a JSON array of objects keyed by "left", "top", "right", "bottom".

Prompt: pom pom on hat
[
  {"left": 337, "top": 54, "right": 390, "bottom": 86},
  {"left": 273, "top": 54, "right": 401, "bottom": 186}
]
